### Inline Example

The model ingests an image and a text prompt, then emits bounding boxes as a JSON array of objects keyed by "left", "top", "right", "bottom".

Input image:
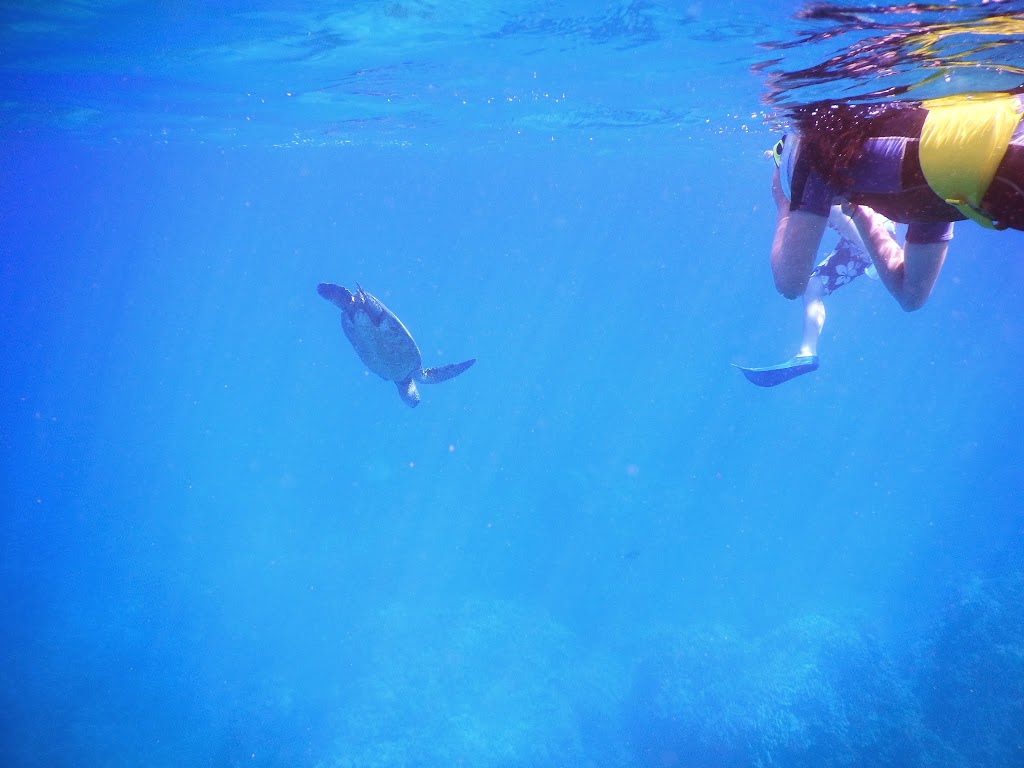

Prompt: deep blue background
[{"left": 2, "top": 2, "right": 1024, "bottom": 766}]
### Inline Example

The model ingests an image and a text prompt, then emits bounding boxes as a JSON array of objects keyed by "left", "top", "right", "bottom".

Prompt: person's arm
[
  {"left": 827, "top": 205, "right": 869, "bottom": 253},
  {"left": 842, "top": 202, "right": 948, "bottom": 311},
  {"left": 770, "top": 168, "right": 829, "bottom": 299}
]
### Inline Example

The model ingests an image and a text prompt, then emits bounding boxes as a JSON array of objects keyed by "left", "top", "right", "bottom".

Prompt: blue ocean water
[{"left": 2, "top": 2, "right": 1023, "bottom": 766}]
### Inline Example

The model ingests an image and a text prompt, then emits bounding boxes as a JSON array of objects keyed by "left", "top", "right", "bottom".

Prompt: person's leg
[
  {"left": 734, "top": 272, "right": 824, "bottom": 386},
  {"left": 736, "top": 228, "right": 881, "bottom": 386},
  {"left": 799, "top": 233, "right": 874, "bottom": 356},
  {"left": 798, "top": 275, "right": 826, "bottom": 357}
]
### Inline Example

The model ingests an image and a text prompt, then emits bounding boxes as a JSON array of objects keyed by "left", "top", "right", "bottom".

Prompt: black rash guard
[{"left": 788, "top": 133, "right": 960, "bottom": 244}]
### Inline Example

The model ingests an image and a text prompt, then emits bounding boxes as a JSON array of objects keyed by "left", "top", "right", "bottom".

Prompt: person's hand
[
  {"left": 842, "top": 200, "right": 883, "bottom": 226},
  {"left": 771, "top": 167, "right": 787, "bottom": 210}
]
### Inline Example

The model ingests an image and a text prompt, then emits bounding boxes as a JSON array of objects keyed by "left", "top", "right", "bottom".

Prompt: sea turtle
[{"left": 317, "top": 282, "right": 476, "bottom": 408}]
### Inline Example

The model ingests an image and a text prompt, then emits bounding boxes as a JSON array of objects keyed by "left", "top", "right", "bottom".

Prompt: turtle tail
[{"left": 419, "top": 359, "right": 476, "bottom": 384}]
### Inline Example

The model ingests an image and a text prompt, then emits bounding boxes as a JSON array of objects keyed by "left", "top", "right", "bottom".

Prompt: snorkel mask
[{"left": 768, "top": 134, "right": 800, "bottom": 202}]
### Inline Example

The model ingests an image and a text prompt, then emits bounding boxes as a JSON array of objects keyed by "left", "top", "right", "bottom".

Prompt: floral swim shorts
[{"left": 811, "top": 237, "right": 872, "bottom": 297}]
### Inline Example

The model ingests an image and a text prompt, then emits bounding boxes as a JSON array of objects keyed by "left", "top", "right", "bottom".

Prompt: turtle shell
[{"left": 320, "top": 283, "right": 422, "bottom": 382}]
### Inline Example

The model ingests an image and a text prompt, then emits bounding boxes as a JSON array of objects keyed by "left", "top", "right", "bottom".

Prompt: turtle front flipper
[
  {"left": 419, "top": 359, "right": 476, "bottom": 384},
  {"left": 396, "top": 377, "right": 421, "bottom": 408},
  {"left": 317, "top": 282, "right": 354, "bottom": 310}
]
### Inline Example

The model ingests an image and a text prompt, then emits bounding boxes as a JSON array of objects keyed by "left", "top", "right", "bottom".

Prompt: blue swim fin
[{"left": 733, "top": 355, "right": 819, "bottom": 387}]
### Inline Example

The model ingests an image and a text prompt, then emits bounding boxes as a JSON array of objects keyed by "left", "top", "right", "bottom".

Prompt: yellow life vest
[{"left": 919, "top": 92, "right": 1024, "bottom": 228}]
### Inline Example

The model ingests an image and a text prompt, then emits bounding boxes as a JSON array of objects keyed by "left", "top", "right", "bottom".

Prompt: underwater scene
[{"left": 2, "top": 1, "right": 1023, "bottom": 766}]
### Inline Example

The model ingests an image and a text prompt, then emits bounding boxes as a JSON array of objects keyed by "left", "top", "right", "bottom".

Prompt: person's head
[{"left": 785, "top": 100, "right": 917, "bottom": 187}]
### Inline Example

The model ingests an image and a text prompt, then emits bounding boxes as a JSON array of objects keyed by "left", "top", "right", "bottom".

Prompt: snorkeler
[{"left": 770, "top": 91, "right": 1024, "bottom": 312}]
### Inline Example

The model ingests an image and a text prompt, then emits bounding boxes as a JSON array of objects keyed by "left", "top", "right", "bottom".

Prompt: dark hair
[{"left": 789, "top": 100, "right": 926, "bottom": 187}]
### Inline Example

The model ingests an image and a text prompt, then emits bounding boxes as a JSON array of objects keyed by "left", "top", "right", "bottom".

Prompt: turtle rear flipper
[
  {"left": 419, "top": 359, "right": 476, "bottom": 384},
  {"left": 396, "top": 378, "right": 421, "bottom": 408}
]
